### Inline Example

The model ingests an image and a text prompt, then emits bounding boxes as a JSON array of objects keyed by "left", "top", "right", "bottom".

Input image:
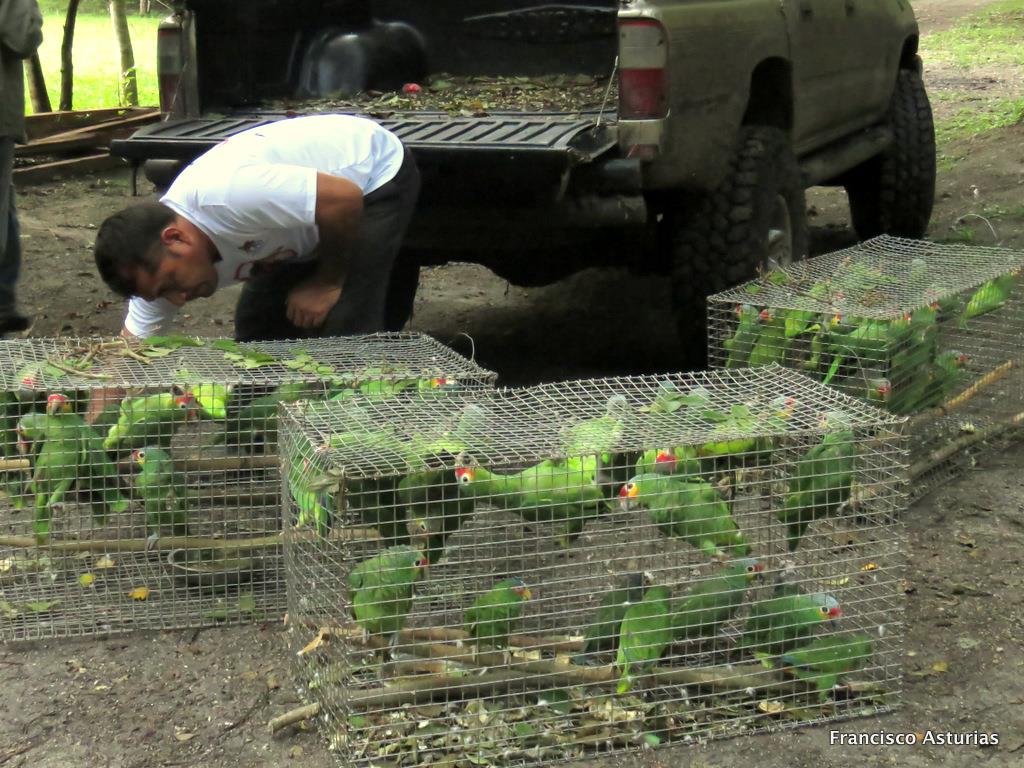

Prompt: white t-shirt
[{"left": 124, "top": 114, "right": 405, "bottom": 337}]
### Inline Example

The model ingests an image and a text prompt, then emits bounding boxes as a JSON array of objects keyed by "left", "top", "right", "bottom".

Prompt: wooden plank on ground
[
  {"left": 17, "top": 112, "right": 162, "bottom": 157},
  {"left": 13, "top": 153, "right": 128, "bottom": 185},
  {"left": 25, "top": 107, "right": 158, "bottom": 141}
]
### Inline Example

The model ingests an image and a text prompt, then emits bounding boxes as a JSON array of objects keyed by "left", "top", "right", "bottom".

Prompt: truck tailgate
[{"left": 110, "top": 113, "right": 617, "bottom": 164}]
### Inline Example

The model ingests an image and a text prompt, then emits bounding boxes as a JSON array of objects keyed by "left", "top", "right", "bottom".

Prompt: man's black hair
[{"left": 94, "top": 202, "right": 176, "bottom": 298}]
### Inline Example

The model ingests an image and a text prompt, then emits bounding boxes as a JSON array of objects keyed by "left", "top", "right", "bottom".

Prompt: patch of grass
[
  {"left": 938, "top": 224, "right": 978, "bottom": 245},
  {"left": 921, "top": 2, "right": 1024, "bottom": 68},
  {"left": 981, "top": 203, "right": 1024, "bottom": 221},
  {"left": 28, "top": 11, "right": 160, "bottom": 113},
  {"left": 935, "top": 97, "right": 1024, "bottom": 146}
]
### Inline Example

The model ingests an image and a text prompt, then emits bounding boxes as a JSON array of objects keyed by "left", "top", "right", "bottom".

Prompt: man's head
[{"left": 94, "top": 202, "right": 220, "bottom": 306}]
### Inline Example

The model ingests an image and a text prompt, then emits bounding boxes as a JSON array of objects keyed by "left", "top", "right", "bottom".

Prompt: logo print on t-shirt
[{"left": 240, "top": 239, "right": 264, "bottom": 254}]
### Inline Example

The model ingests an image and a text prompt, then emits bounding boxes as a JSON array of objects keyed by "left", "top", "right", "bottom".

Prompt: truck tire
[
  {"left": 384, "top": 252, "right": 421, "bottom": 331},
  {"left": 671, "top": 125, "right": 808, "bottom": 365},
  {"left": 845, "top": 68, "right": 936, "bottom": 239}
]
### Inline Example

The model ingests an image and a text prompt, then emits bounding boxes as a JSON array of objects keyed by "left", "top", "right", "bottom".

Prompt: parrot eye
[
  {"left": 137, "top": 450, "right": 146, "bottom": 461},
  {"left": 819, "top": 606, "right": 830, "bottom": 616}
]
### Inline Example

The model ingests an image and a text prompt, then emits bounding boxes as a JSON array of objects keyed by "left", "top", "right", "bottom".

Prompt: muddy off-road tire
[
  {"left": 845, "top": 68, "right": 936, "bottom": 239},
  {"left": 671, "top": 125, "right": 808, "bottom": 365}
]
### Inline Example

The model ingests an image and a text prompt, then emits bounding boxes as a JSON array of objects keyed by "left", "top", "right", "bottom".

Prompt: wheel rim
[{"left": 765, "top": 193, "right": 794, "bottom": 271}]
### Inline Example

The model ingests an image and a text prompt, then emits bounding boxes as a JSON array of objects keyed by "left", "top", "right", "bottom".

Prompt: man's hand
[{"left": 286, "top": 278, "right": 342, "bottom": 329}]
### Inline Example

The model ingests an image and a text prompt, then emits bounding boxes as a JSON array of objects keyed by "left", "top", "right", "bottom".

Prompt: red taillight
[
  {"left": 618, "top": 19, "right": 668, "bottom": 120},
  {"left": 619, "top": 68, "right": 668, "bottom": 119},
  {"left": 157, "top": 17, "right": 184, "bottom": 115}
]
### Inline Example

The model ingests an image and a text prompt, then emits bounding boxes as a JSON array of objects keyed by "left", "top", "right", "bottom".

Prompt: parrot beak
[
  {"left": 618, "top": 483, "right": 639, "bottom": 511},
  {"left": 131, "top": 450, "right": 144, "bottom": 467},
  {"left": 520, "top": 587, "right": 532, "bottom": 600},
  {"left": 759, "top": 309, "right": 771, "bottom": 322}
]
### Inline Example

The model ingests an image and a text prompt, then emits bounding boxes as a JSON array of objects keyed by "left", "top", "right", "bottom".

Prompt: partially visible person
[
  {"left": 0, "top": 0, "right": 44, "bottom": 334},
  {"left": 93, "top": 114, "right": 420, "bottom": 341}
]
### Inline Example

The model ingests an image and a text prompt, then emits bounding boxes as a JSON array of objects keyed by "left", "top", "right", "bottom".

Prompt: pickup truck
[{"left": 112, "top": 0, "right": 936, "bottom": 359}]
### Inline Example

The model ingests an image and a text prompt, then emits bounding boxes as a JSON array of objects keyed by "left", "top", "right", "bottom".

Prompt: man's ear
[{"left": 160, "top": 220, "right": 187, "bottom": 249}]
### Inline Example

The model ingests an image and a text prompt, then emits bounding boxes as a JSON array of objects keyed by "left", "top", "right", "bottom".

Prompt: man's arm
[
  {"left": 0, "top": 0, "right": 44, "bottom": 57},
  {"left": 285, "top": 172, "right": 364, "bottom": 329}
]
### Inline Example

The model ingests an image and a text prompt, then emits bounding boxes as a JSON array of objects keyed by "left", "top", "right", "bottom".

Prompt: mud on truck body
[{"left": 113, "top": 0, "right": 936, "bottom": 354}]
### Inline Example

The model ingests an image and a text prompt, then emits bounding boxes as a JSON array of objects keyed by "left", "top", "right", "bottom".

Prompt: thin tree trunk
[
  {"left": 60, "top": 0, "right": 82, "bottom": 111},
  {"left": 26, "top": 52, "right": 52, "bottom": 113},
  {"left": 108, "top": 0, "right": 138, "bottom": 107}
]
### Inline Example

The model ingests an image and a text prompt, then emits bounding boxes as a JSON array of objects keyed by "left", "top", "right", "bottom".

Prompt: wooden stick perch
[
  {"left": 909, "top": 359, "right": 1016, "bottom": 426},
  {"left": 910, "top": 409, "right": 1024, "bottom": 480},
  {"left": 268, "top": 703, "right": 320, "bottom": 735},
  {"left": 294, "top": 628, "right": 887, "bottom": 711},
  {"left": 0, "top": 525, "right": 380, "bottom": 554}
]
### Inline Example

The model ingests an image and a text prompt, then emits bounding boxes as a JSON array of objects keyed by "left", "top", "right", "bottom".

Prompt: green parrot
[
  {"left": 330, "top": 368, "right": 449, "bottom": 402},
  {"left": 823, "top": 316, "right": 897, "bottom": 384},
  {"left": 183, "top": 382, "right": 231, "bottom": 421},
  {"left": 45, "top": 393, "right": 128, "bottom": 520},
  {"left": 696, "top": 403, "right": 761, "bottom": 459},
  {"left": 959, "top": 271, "right": 1018, "bottom": 327},
  {"left": 103, "top": 391, "right": 199, "bottom": 452},
  {"left": 739, "top": 589, "right": 841, "bottom": 657},
  {"left": 349, "top": 546, "right": 428, "bottom": 654},
  {"left": 289, "top": 452, "right": 334, "bottom": 538},
  {"left": 775, "top": 416, "right": 856, "bottom": 551},
  {"left": 560, "top": 395, "right": 638, "bottom": 493},
  {"left": 573, "top": 572, "right": 647, "bottom": 664},
  {"left": 723, "top": 304, "right": 762, "bottom": 368},
  {"left": 131, "top": 447, "right": 189, "bottom": 539},
  {"left": 454, "top": 456, "right": 607, "bottom": 548},
  {"left": 0, "top": 391, "right": 30, "bottom": 509},
  {"left": 928, "top": 350, "right": 970, "bottom": 403},
  {"left": 19, "top": 410, "right": 85, "bottom": 542},
  {"left": 615, "top": 584, "right": 674, "bottom": 694},
  {"left": 670, "top": 557, "right": 763, "bottom": 642},
  {"left": 401, "top": 468, "right": 475, "bottom": 565},
  {"left": 221, "top": 381, "right": 317, "bottom": 453},
  {"left": 464, "top": 577, "right": 531, "bottom": 657},
  {"left": 780, "top": 633, "right": 874, "bottom": 701},
  {"left": 747, "top": 309, "right": 789, "bottom": 367},
  {"left": 619, "top": 473, "right": 749, "bottom": 558},
  {"left": 634, "top": 445, "right": 703, "bottom": 478}
]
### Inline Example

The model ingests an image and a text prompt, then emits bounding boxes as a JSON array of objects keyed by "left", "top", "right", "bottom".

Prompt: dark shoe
[{"left": 0, "top": 312, "right": 30, "bottom": 334}]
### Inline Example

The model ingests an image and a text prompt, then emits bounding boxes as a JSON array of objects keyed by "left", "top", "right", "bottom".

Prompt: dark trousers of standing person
[
  {"left": 233, "top": 147, "right": 421, "bottom": 341},
  {"left": 0, "top": 139, "right": 28, "bottom": 335}
]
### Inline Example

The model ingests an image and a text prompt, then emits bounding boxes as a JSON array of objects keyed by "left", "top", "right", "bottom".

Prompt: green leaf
[
  {"left": 146, "top": 334, "right": 205, "bottom": 348},
  {"left": 823, "top": 354, "right": 843, "bottom": 386},
  {"left": 24, "top": 599, "right": 61, "bottom": 613},
  {"left": 211, "top": 339, "right": 243, "bottom": 353},
  {"left": 513, "top": 723, "right": 536, "bottom": 739},
  {"left": 238, "top": 594, "right": 257, "bottom": 613},
  {"left": 0, "top": 599, "right": 20, "bottom": 619},
  {"left": 42, "top": 364, "right": 67, "bottom": 379},
  {"left": 643, "top": 733, "right": 661, "bottom": 748},
  {"left": 744, "top": 284, "right": 763, "bottom": 295}
]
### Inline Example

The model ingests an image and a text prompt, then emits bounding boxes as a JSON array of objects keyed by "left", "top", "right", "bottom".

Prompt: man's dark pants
[
  {"left": 233, "top": 147, "right": 421, "bottom": 341},
  {"left": 0, "top": 139, "right": 23, "bottom": 327}
]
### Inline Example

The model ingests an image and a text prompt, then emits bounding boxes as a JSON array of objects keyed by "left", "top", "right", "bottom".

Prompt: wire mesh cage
[
  {"left": 707, "top": 236, "right": 1024, "bottom": 492},
  {"left": 0, "top": 333, "right": 496, "bottom": 642},
  {"left": 281, "top": 366, "right": 907, "bottom": 766}
]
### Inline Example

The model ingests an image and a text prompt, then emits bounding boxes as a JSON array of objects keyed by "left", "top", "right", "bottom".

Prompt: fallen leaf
[
  {"left": 861, "top": 562, "right": 878, "bottom": 571},
  {"left": 757, "top": 700, "right": 786, "bottom": 714},
  {"left": 821, "top": 577, "right": 850, "bottom": 587},
  {"left": 25, "top": 599, "right": 61, "bottom": 613},
  {"left": 297, "top": 628, "right": 330, "bottom": 656},
  {"left": 0, "top": 600, "right": 19, "bottom": 619},
  {"left": 955, "top": 531, "right": 976, "bottom": 548},
  {"left": 288, "top": 746, "right": 304, "bottom": 759},
  {"left": 95, "top": 555, "right": 116, "bottom": 569},
  {"left": 265, "top": 673, "right": 281, "bottom": 691},
  {"left": 173, "top": 726, "right": 196, "bottom": 742},
  {"left": 0, "top": 558, "right": 12, "bottom": 574},
  {"left": 932, "top": 661, "right": 949, "bottom": 673},
  {"left": 957, "top": 637, "right": 980, "bottom": 650},
  {"left": 79, "top": 573, "right": 95, "bottom": 587},
  {"left": 94, "top": 684, "right": 110, "bottom": 691},
  {"left": 127, "top": 586, "right": 150, "bottom": 601}
]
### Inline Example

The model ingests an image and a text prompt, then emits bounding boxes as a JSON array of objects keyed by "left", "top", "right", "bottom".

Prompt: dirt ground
[{"left": 3, "top": 1, "right": 1024, "bottom": 766}]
